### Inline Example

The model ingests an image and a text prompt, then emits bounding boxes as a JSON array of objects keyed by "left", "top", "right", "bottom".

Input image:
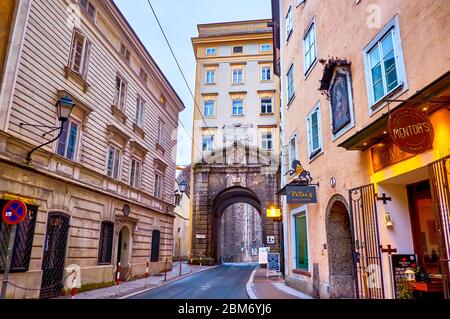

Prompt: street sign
[
  {"left": 1, "top": 199, "right": 27, "bottom": 225},
  {"left": 267, "top": 253, "right": 281, "bottom": 277},
  {"left": 258, "top": 247, "right": 270, "bottom": 264},
  {"left": 266, "top": 235, "right": 275, "bottom": 244}
]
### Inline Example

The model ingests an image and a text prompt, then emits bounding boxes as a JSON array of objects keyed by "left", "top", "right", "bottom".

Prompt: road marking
[{"left": 245, "top": 267, "right": 258, "bottom": 299}]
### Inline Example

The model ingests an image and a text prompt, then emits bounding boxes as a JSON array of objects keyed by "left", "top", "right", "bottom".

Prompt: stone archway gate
[{"left": 191, "top": 164, "right": 281, "bottom": 263}]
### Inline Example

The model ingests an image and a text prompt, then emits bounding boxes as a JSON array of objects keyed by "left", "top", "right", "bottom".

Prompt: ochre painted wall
[{"left": 0, "top": 0, "right": 15, "bottom": 84}]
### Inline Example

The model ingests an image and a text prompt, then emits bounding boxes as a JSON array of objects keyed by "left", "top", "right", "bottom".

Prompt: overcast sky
[{"left": 114, "top": 0, "right": 272, "bottom": 166}]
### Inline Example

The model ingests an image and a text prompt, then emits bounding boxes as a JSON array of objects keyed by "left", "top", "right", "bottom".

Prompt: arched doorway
[
  {"left": 117, "top": 226, "right": 131, "bottom": 280},
  {"left": 212, "top": 186, "right": 263, "bottom": 263},
  {"left": 326, "top": 195, "right": 355, "bottom": 299}
]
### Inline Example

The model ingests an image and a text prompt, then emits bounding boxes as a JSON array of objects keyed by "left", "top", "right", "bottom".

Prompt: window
[
  {"left": 232, "top": 46, "right": 243, "bottom": 54},
  {"left": 205, "top": 70, "right": 215, "bottom": 84},
  {"left": 154, "top": 172, "right": 163, "bottom": 198},
  {"left": 202, "top": 135, "right": 214, "bottom": 152},
  {"left": 150, "top": 229, "right": 161, "bottom": 262},
  {"left": 261, "top": 66, "right": 271, "bottom": 81},
  {"left": 98, "top": 222, "right": 113, "bottom": 265},
  {"left": 106, "top": 144, "right": 121, "bottom": 179},
  {"left": 0, "top": 201, "right": 37, "bottom": 272},
  {"left": 260, "top": 98, "right": 273, "bottom": 114},
  {"left": 120, "top": 43, "right": 131, "bottom": 64},
  {"left": 114, "top": 75, "right": 127, "bottom": 110},
  {"left": 286, "top": 6, "right": 293, "bottom": 40},
  {"left": 260, "top": 44, "right": 271, "bottom": 52},
  {"left": 79, "top": 0, "right": 96, "bottom": 19},
  {"left": 204, "top": 100, "right": 215, "bottom": 117},
  {"left": 135, "top": 96, "right": 145, "bottom": 128},
  {"left": 157, "top": 119, "right": 165, "bottom": 146},
  {"left": 232, "top": 68, "right": 243, "bottom": 84},
  {"left": 363, "top": 16, "right": 406, "bottom": 108},
  {"left": 295, "top": 212, "right": 309, "bottom": 270},
  {"left": 232, "top": 99, "right": 244, "bottom": 115},
  {"left": 261, "top": 133, "right": 273, "bottom": 151},
  {"left": 129, "top": 158, "right": 141, "bottom": 188},
  {"left": 303, "top": 21, "right": 317, "bottom": 74},
  {"left": 69, "top": 30, "right": 91, "bottom": 79},
  {"left": 56, "top": 119, "right": 80, "bottom": 161},
  {"left": 206, "top": 47, "right": 216, "bottom": 55},
  {"left": 139, "top": 67, "right": 148, "bottom": 83},
  {"left": 307, "top": 104, "right": 322, "bottom": 159},
  {"left": 287, "top": 65, "right": 295, "bottom": 103},
  {"left": 288, "top": 135, "right": 297, "bottom": 168}
]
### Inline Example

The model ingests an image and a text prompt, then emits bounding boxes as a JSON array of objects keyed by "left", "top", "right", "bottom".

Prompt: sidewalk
[
  {"left": 246, "top": 267, "right": 313, "bottom": 299},
  {"left": 60, "top": 262, "right": 215, "bottom": 299}
]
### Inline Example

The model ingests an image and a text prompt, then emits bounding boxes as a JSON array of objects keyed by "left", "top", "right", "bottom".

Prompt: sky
[{"left": 114, "top": 0, "right": 272, "bottom": 166}]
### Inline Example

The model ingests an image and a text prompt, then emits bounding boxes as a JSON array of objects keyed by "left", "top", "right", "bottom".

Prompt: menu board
[
  {"left": 391, "top": 254, "right": 417, "bottom": 298},
  {"left": 267, "top": 253, "right": 281, "bottom": 277}
]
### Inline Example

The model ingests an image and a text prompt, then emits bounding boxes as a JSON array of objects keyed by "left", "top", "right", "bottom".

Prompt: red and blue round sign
[{"left": 2, "top": 200, "right": 27, "bottom": 225}]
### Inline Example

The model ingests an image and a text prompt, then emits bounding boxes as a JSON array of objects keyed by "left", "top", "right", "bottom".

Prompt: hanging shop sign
[
  {"left": 388, "top": 107, "right": 434, "bottom": 154},
  {"left": 286, "top": 185, "right": 317, "bottom": 204}
]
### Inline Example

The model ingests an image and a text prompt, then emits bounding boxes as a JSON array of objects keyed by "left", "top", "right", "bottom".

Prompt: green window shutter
[{"left": 295, "top": 214, "right": 309, "bottom": 270}]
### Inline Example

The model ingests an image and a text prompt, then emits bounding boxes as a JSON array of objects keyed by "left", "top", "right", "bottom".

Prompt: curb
[
  {"left": 118, "top": 265, "right": 221, "bottom": 299},
  {"left": 245, "top": 268, "right": 258, "bottom": 300}
]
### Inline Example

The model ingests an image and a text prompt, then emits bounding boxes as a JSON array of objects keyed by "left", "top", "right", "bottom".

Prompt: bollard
[
  {"left": 116, "top": 262, "right": 121, "bottom": 296},
  {"left": 200, "top": 253, "right": 202, "bottom": 268},
  {"left": 163, "top": 258, "right": 168, "bottom": 281},
  {"left": 71, "top": 269, "right": 77, "bottom": 299},
  {"left": 179, "top": 255, "right": 182, "bottom": 277},
  {"left": 190, "top": 254, "right": 193, "bottom": 273},
  {"left": 145, "top": 259, "right": 149, "bottom": 278}
]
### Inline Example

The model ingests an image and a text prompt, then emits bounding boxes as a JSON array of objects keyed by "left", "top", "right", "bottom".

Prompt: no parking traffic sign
[{"left": 1, "top": 200, "right": 27, "bottom": 225}]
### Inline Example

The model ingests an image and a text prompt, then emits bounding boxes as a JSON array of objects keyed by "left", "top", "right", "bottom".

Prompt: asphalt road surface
[{"left": 128, "top": 263, "right": 257, "bottom": 299}]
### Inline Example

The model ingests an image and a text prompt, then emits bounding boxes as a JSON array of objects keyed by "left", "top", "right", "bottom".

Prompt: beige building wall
[{"left": 279, "top": 0, "right": 450, "bottom": 298}]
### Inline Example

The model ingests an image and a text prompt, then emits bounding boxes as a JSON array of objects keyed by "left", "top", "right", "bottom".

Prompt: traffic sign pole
[{"left": 0, "top": 224, "right": 17, "bottom": 299}]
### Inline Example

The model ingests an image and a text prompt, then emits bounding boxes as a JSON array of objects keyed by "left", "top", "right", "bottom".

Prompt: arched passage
[
  {"left": 325, "top": 195, "right": 355, "bottom": 298},
  {"left": 212, "top": 186, "right": 263, "bottom": 263}
]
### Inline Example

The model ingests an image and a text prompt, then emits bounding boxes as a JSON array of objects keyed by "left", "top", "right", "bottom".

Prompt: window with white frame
[
  {"left": 232, "top": 68, "right": 243, "bottom": 84},
  {"left": 69, "top": 30, "right": 91, "bottom": 79},
  {"left": 260, "top": 44, "right": 271, "bottom": 52},
  {"left": 261, "top": 66, "right": 272, "bottom": 81},
  {"left": 288, "top": 135, "right": 297, "bottom": 168},
  {"left": 287, "top": 65, "right": 295, "bottom": 102},
  {"left": 157, "top": 118, "right": 165, "bottom": 146},
  {"left": 303, "top": 21, "right": 317, "bottom": 74},
  {"left": 106, "top": 144, "right": 121, "bottom": 179},
  {"left": 205, "top": 70, "right": 215, "bottom": 84},
  {"left": 261, "top": 132, "right": 273, "bottom": 151},
  {"left": 56, "top": 118, "right": 80, "bottom": 161},
  {"left": 129, "top": 158, "right": 141, "bottom": 188},
  {"left": 202, "top": 135, "right": 214, "bottom": 153},
  {"left": 294, "top": 211, "right": 309, "bottom": 270},
  {"left": 260, "top": 98, "right": 273, "bottom": 114},
  {"left": 154, "top": 172, "right": 163, "bottom": 198},
  {"left": 79, "top": 0, "right": 96, "bottom": 19},
  {"left": 114, "top": 75, "right": 127, "bottom": 110},
  {"left": 135, "top": 96, "right": 145, "bottom": 128},
  {"left": 120, "top": 43, "right": 131, "bottom": 64},
  {"left": 204, "top": 100, "right": 215, "bottom": 117},
  {"left": 307, "top": 104, "right": 322, "bottom": 158},
  {"left": 286, "top": 6, "right": 293, "bottom": 40},
  {"left": 232, "top": 99, "right": 244, "bottom": 115},
  {"left": 206, "top": 47, "right": 216, "bottom": 56}
]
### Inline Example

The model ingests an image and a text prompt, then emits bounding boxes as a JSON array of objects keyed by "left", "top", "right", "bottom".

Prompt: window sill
[
  {"left": 111, "top": 105, "right": 127, "bottom": 124},
  {"left": 287, "top": 94, "right": 296, "bottom": 108},
  {"left": 304, "top": 58, "right": 318, "bottom": 80},
  {"left": 64, "top": 66, "right": 90, "bottom": 93},
  {"left": 308, "top": 148, "right": 323, "bottom": 163},
  {"left": 369, "top": 82, "right": 405, "bottom": 115},
  {"left": 293, "top": 269, "right": 311, "bottom": 277},
  {"left": 133, "top": 123, "right": 145, "bottom": 139},
  {"left": 231, "top": 114, "right": 245, "bottom": 117},
  {"left": 156, "top": 143, "right": 165, "bottom": 155},
  {"left": 260, "top": 112, "right": 274, "bottom": 116},
  {"left": 204, "top": 82, "right": 216, "bottom": 86},
  {"left": 286, "top": 30, "right": 293, "bottom": 43}
]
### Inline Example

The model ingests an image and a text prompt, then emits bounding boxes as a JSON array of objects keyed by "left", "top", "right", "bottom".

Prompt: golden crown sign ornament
[{"left": 285, "top": 160, "right": 318, "bottom": 204}]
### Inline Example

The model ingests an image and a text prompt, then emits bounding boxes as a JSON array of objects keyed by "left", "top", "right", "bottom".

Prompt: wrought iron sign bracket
[{"left": 375, "top": 193, "right": 392, "bottom": 204}]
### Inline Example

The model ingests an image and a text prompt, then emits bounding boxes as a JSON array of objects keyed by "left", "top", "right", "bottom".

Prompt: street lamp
[
  {"left": 178, "top": 180, "right": 188, "bottom": 194},
  {"left": 21, "top": 96, "right": 75, "bottom": 163}
]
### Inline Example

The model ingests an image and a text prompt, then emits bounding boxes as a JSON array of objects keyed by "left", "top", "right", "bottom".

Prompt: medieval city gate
[{"left": 191, "top": 164, "right": 281, "bottom": 263}]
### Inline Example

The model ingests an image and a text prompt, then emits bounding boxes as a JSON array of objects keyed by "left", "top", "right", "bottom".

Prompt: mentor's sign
[{"left": 286, "top": 185, "right": 317, "bottom": 204}]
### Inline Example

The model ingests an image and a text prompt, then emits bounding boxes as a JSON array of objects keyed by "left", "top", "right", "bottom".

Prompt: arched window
[{"left": 150, "top": 229, "right": 161, "bottom": 262}]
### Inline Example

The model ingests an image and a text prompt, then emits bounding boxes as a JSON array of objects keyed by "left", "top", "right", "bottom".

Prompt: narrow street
[{"left": 128, "top": 264, "right": 256, "bottom": 299}]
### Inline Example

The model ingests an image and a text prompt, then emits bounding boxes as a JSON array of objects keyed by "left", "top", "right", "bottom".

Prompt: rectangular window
[
  {"left": 56, "top": 119, "right": 79, "bottom": 161},
  {"left": 204, "top": 100, "right": 215, "bottom": 117},
  {"left": 232, "top": 99, "right": 244, "bottom": 115},
  {"left": 129, "top": 158, "right": 141, "bottom": 188},
  {"left": 135, "top": 97, "right": 145, "bottom": 128},
  {"left": 261, "top": 66, "right": 271, "bottom": 81},
  {"left": 114, "top": 75, "right": 127, "bottom": 110},
  {"left": 98, "top": 222, "right": 113, "bottom": 265},
  {"left": 232, "top": 46, "right": 243, "bottom": 54},
  {"left": 260, "top": 98, "right": 273, "bottom": 114},
  {"left": 232, "top": 68, "right": 243, "bottom": 84},
  {"left": 150, "top": 229, "right": 161, "bottom": 262},
  {"left": 288, "top": 135, "right": 297, "bottom": 168},
  {"left": 307, "top": 104, "right": 322, "bottom": 158},
  {"left": 295, "top": 213, "right": 309, "bottom": 270},
  {"left": 154, "top": 172, "right": 163, "bottom": 198},
  {"left": 303, "top": 22, "right": 317, "bottom": 73},
  {"left": 205, "top": 70, "right": 215, "bottom": 84},
  {"left": 106, "top": 144, "right": 121, "bottom": 179},
  {"left": 206, "top": 47, "right": 216, "bottom": 55},
  {"left": 157, "top": 119, "right": 165, "bottom": 146},
  {"left": 69, "top": 30, "right": 91, "bottom": 79},
  {"left": 139, "top": 67, "right": 148, "bottom": 83},
  {"left": 260, "top": 44, "right": 271, "bottom": 52},
  {"left": 0, "top": 201, "right": 38, "bottom": 272},
  {"left": 261, "top": 133, "right": 273, "bottom": 150},
  {"left": 287, "top": 65, "right": 295, "bottom": 102},
  {"left": 202, "top": 135, "right": 214, "bottom": 153},
  {"left": 120, "top": 43, "right": 131, "bottom": 64},
  {"left": 79, "top": 0, "right": 96, "bottom": 19},
  {"left": 286, "top": 6, "right": 293, "bottom": 40}
]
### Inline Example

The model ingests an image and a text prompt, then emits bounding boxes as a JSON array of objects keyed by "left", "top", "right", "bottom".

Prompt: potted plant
[{"left": 397, "top": 279, "right": 415, "bottom": 299}]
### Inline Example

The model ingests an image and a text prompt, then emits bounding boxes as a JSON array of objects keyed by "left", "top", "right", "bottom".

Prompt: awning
[
  {"left": 1, "top": 193, "right": 40, "bottom": 206},
  {"left": 338, "top": 71, "right": 450, "bottom": 151}
]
